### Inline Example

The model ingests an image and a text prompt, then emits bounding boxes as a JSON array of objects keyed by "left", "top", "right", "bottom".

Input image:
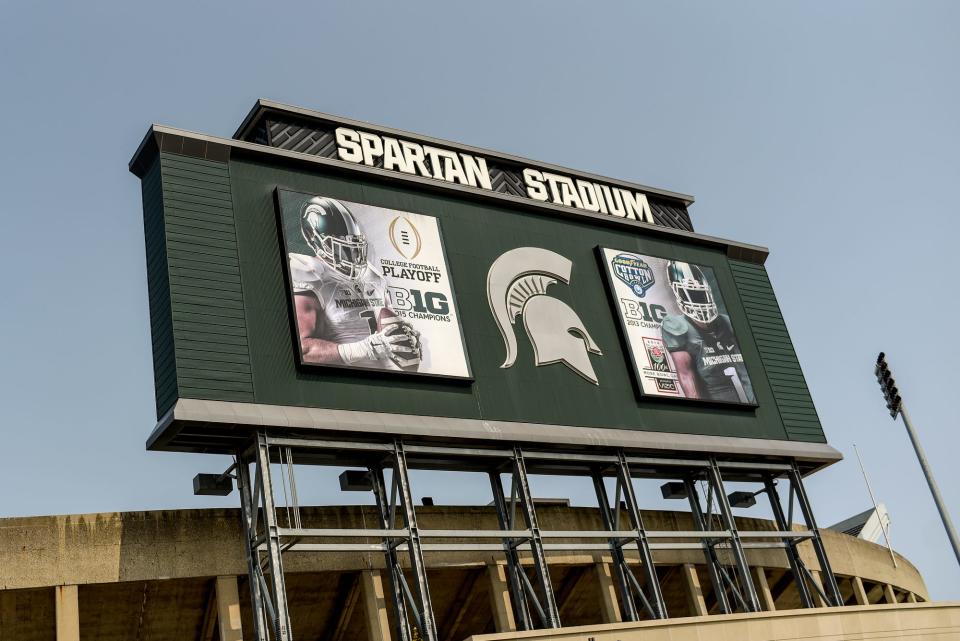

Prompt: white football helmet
[
  {"left": 667, "top": 261, "right": 718, "bottom": 324},
  {"left": 300, "top": 197, "right": 368, "bottom": 280}
]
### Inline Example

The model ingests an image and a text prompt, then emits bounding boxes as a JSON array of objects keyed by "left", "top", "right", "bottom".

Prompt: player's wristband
[{"left": 338, "top": 338, "right": 375, "bottom": 364}]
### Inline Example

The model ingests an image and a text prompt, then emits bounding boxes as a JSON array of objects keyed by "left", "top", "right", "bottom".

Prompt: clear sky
[{"left": 1, "top": 1, "right": 958, "bottom": 600}]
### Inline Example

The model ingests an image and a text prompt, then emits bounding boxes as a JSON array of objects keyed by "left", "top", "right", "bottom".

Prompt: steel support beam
[
  {"left": 706, "top": 460, "right": 761, "bottom": 613},
  {"left": 219, "top": 433, "right": 839, "bottom": 639},
  {"left": 489, "top": 470, "right": 534, "bottom": 630},
  {"left": 684, "top": 476, "right": 731, "bottom": 615},
  {"left": 370, "top": 465, "right": 412, "bottom": 641},
  {"left": 237, "top": 454, "right": 271, "bottom": 641},
  {"left": 510, "top": 447, "right": 561, "bottom": 628},
  {"left": 788, "top": 463, "right": 843, "bottom": 607},
  {"left": 255, "top": 433, "right": 294, "bottom": 640},
  {"left": 391, "top": 441, "right": 439, "bottom": 641},
  {"left": 613, "top": 452, "right": 667, "bottom": 619},
  {"left": 763, "top": 475, "right": 813, "bottom": 608},
  {"left": 592, "top": 473, "right": 639, "bottom": 622}
]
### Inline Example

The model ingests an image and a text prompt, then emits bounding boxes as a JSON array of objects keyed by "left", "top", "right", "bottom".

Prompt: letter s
[
  {"left": 523, "top": 168, "right": 548, "bottom": 202},
  {"left": 335, "top": 128, "right": 363, "bottom": 163}
]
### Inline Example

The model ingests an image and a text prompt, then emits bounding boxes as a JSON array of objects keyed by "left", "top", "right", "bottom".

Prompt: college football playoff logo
[
  {"left": 486, "top": 247, "right": 602, "bottom": 384},
  {"left": 388, "top": 216, "right": 422, "bottom": 260},
  {"left": 612, "top": 253, "right": 655, "bottom": 297}
]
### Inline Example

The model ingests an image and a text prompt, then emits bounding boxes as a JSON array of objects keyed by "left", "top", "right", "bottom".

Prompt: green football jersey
[{"left": 660, "top": 314, "right": 755, "bottom": 403}]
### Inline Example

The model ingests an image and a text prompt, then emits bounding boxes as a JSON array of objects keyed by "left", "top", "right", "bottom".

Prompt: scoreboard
[{"left": 130, "top": 100, "right": 838, "bottom": 468}]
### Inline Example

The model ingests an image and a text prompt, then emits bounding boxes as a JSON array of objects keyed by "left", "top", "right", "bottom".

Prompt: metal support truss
[
  {"left": 787, "top": 463, "right": 843, "bottom": 607},
  {"left": 228, "top": 432, "right": 841, "bottom": 640},
  {"left": 385, "top": 441, "right": 439, "bottom": 641},
  {"left": 489, "top": 447, "right": 561, "bottom": 630},
  {"left": 763, "top": 474, "right": 814, "bottom": 608},
  {"left": 683, "top": 475, "right": 732, "bottom": 614},
  {"left": 591, "top": 452, "right": 667, "bottom": 621},
  {"left": 706, "top": 459, "right": 762, "bottom": 613},
  {"left": 236, "top": 433, "right": 294, "bottom": 641}
]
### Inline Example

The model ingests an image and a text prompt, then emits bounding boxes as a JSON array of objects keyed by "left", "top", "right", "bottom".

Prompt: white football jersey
[{"left": 289, "top": 253, "right": 389, "bottom": 351}]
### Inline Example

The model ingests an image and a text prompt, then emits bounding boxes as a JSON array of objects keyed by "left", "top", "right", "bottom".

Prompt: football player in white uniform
[{"left": 290, "top": 196, "right": 421, "bottom": 370}]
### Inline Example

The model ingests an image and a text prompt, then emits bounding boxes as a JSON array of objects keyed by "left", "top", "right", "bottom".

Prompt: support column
[
  {"left": 55, "top": 585, "right": 79, "bottom": 641},
  {"left": 706, "top": 460, "right": 761, "bottom": 613},
  {"left": 237, "top": 454, "right": 270, "bottom": 641},
  {"left": 684, "top": 477, "right": 730, "bottom": 615},
  {"left": 592, "top": 473, "right": 639, "bottom": 622},
  {"left": 809, "top": 571, "right": 828, "bottom": 607},
  {"left": 489, "top": 471, "right": 533, "bottom": 631},
  {"left": 255, "top": 433, "right": 293, "bottom": 640},
  {"left": 361, "top": 571, "right": 393, "bottom": 641},
  {"left": 883, "top": 583, "right": 898, "bottom": 604},
  {"left": 789, "top": 464, "right": 843, "bottom": 607},
  {"left": 681, "top": 564, "right": 707, "bottom": 616},
  {"left": 907, "top": 592, "right": 918, "bottom": 603},
  {"left": 615, "top": 452, "right": 667, "bottom": 619},
  {"left": 215, "top": 576, "right": 244, "bottom": 641},
  {"left": 487, "top": 564, "right": 517, "bottom": 633},
  {"left": 763, "top": 475, "right": 813, "bottom": 609},
  {"left": 752, "top": 567, "right": 776, "bottom": 612},
  {"left": 851, "top": 576, "right": 869, "bottom": 605},
  {"left": 594, "top": 563, "right": 622, "bottom": 623},
  {"left": 511, "top": 447, "right": 561, "bottom": 629},
  {"left": 390, "top": 441, "right": 438, "bottom": 641},
  {"left": 370, "top": 466, "right": 411, "bottom": 641}
]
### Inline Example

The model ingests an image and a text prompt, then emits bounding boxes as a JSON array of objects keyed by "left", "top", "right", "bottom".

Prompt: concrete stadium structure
[{"left": 0, "top": 504, "right": 949, "bottom": 641}]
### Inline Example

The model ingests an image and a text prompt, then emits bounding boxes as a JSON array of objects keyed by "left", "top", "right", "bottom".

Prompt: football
[{"left": 377, "top": 308, "right": 421, "bottom": 371}]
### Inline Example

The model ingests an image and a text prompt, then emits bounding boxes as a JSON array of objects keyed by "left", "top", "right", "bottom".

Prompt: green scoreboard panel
[{"left": 130, "top": 101, "right": 837, "bottom": 467}]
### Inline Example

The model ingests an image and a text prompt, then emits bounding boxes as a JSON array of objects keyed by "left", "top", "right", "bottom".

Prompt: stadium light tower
[{"left": 875, "top": 352, "right": 960, "bottom": 567}]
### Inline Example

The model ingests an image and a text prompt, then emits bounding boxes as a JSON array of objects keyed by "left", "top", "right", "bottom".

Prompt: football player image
[
  {"left": 659, "top": 261, "right": 755, "bottom": 403},
  {"left": 289, "top": 196, "right": 422, "bottom": 371}
]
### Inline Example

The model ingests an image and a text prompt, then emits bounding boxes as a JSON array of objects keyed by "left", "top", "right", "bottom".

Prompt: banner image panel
[
  {"left": 600, "top": 248, "right": 757, "bottom": 406},
  {"left": 276, "top": 189, "right": 471, "bottom": 379}
]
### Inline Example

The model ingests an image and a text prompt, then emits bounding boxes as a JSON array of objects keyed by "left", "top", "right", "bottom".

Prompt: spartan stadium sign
[{"left": 335, "top": 127, "right": 655, "bottom": 224}]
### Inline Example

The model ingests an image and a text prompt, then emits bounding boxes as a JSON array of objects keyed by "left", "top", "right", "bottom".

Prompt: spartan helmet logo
[{"left": 487, "top": 247, "right": 602, "bottom": 385}]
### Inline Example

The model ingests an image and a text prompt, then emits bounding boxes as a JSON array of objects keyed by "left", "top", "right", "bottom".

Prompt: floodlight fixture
[
  {"left": 660, "top": 482, "right": 688, "bottom": 500},
  {"left": 727, "top": 491, "right": 758, "bottom": 509},
  {"left": 339, "top": 470, "right": 373, "bottom": 492},
  {"left": 193, "top": 473, "right": 233, "bottom": 496}
]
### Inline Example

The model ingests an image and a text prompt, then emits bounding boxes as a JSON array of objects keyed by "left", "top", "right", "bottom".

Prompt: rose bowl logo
[
  {"left": 389, "top": 216, "right": 423, "bottom": 260},
  {"left": 643, "top": 337, "right": 672, "bottom": 373},
  {"left": 649, "top": 345, "right": 665, "bottom": 364},
  {"left": 611, "top": 253, "right": 655, "bottom": 297}
]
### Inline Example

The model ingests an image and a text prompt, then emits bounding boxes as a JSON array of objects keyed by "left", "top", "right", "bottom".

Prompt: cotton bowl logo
[
  {"left": 612, "top": 253, "right": 654, "bottom": 297},
  {"left": 388, "top": 216, "right": 422, "bottom": 260}
]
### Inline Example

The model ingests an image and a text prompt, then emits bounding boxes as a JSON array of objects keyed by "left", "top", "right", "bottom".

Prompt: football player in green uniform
[{"left": 659, "top": 261, "right": 755, "bottom": 403}]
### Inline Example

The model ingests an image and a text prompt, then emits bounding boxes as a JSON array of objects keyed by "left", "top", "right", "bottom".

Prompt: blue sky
[{"left": 1, "top": 1, "right": 958, "bottom": 599}]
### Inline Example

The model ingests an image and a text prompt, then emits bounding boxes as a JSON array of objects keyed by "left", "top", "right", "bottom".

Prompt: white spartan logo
[{"left": 486, "top": 247, "right": 602, "bottom": 384}]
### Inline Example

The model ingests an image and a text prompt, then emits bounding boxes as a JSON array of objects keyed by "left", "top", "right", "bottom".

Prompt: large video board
[{"left": 130, "top": 101, "right": 834, "bottom": 462}]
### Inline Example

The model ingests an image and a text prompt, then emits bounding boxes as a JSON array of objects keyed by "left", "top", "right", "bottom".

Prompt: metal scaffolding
[{"left": 227, "top": 431, "right": 842, "bottom": 641}]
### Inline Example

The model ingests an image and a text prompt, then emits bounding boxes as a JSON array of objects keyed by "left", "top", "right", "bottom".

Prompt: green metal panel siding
[
  {"left": 141, "top": 158, "right": 178, "bottom": 417},
  {"left": 159, "top": 152, "right": 255, "bottom": 403},
  {"left": 226, "top": 159, "right": 791, "bottom": 442},
  {"left": 730, "top": 260, "right": 826, "bottom": 443}
]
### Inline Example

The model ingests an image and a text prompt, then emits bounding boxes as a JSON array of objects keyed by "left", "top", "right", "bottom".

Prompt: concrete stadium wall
[{"left": 0, "top": 506, "right": 930, "bottom": 641}]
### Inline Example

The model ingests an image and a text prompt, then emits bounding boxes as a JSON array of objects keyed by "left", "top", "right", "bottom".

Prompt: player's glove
[
  {"left": 379, "top": 317, "right": 422, "bottom": 369},
  {"left": 337, "top": 320, "right": 422, "bottom": 367}
]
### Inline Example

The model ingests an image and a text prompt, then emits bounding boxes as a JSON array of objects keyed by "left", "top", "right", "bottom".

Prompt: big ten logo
[
  {"left": 387, "top": 287, "right": 450, "bottom": 316},
  {"left": 619, "top": 298, "right": 667, "bottom": 326}
]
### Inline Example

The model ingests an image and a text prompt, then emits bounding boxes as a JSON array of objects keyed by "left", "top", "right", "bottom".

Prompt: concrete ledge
[{"left": 464, "top": 602, "right": 960, "bottom": 641}]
